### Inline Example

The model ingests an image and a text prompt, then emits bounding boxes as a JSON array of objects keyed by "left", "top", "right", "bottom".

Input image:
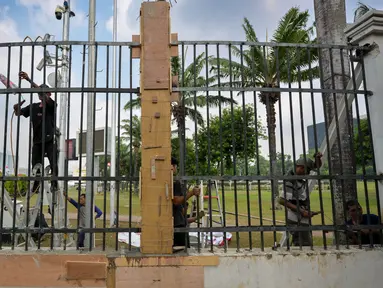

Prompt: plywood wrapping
[{"left": 140, "top": 1, "right": 173, "bottom": 254}]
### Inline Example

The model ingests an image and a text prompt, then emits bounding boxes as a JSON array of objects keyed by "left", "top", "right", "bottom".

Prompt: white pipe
[
  {"left": 85, "top": 0, "right": 96, "bottom": 249},
  {"left": 57, "top": 1, "right": 70, "bottom": 247}
]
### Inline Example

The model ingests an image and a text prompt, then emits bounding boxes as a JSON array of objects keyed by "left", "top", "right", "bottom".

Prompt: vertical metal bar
[
  {"left": 128, "top": 45, "right": 133, "bottom": 251},
  {"left": 114, "top": 45, "right": 122, "bottom": 250},
  {"left": 262, "top": 45, "right": 277, "bottom": 245},
  {"left": 89, "top": 44, "right": 99, "bottom": 252},
  {"left": 329, "top": 48, "right": 351, "bottom": 248},
  {"left": 251, "top": 45, "right": 264, "bottom": 250},
  {"left": 25, "top": 45, "right": 35, "bottom": 251},
  {"left": 216, "top": 44, "right": 227, "bottom": 252},
  {"left": 318, "top": 48, "right": 339, "bottom": 249},
  {"left": 77, "top": 45, "right": 87, "bottom": 249},
  {"left": 110, "top": 0, "right": 118, "bottom": 229},
  {"left": 275, "top": 47, "right": 290, "bottom": 251},
  {"left": 307, "top": 47, "right": 327, "bottom": 249},
  {"left": 192, "top": 44, "right": 200, "bottom": 252},
  {"left": 37, "top": 44, "right": 48, "bottom": 250},
  {"left": 103, "top": 45, "right": 110, "bottom": 251},
  {"left": 228, "top": 44, "right": 240, "bottom": 251},
  {"left": 12, "top": 45, "right": 24, "bottom": 250},
  {"left": 50, "top": 44, "right": 60, "bottom": 250},
  {"left": 64, "top": 44, "right": 73, "bottom": 250},
  {"left": 179, "top": 44, "right": 188, "bottom": 252},
  {"left": 286, "top": 48, "right": 301, "bottom": 249},
  {"left": 85, "top": 0, "right": 96, "bottom": 249},
  {"left": 349, "top": 50, "right": 373, "bottom": 246},
  {"left": 204, "top": 44, "right": 213, "bottom": 252},
  {"left": 239, "top": 44, "right": 252, "bottom": 249},
  {"left": 0, "top": 46, "right": 12, "bottom": 250},
  {"left": 359, "top": 50, "right": 383, "bottom": 246},
  {"left": 297, "top": 47, "right": 314, "bottom": 250}
]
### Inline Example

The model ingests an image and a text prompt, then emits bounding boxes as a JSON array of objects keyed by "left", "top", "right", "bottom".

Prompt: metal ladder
[
  {"left": 191, "top": 180, "right": 225, "bottom": 248},
  {"left": 1, "top": 164, "right": 75, "bottom": 248}
]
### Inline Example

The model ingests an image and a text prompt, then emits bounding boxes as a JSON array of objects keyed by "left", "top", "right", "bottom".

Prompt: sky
[{"left": 0, "top": 0, "right": 381, "bottom": 174}]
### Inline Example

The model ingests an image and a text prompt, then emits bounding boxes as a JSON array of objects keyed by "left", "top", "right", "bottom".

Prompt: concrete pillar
[{"left": 345, "top": 10, "right": 383, "bottom": 218}]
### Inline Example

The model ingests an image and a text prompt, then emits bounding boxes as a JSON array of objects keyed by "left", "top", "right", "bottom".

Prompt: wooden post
[{"left": 137, "top": 0, "right": 175, "bottom": 254}]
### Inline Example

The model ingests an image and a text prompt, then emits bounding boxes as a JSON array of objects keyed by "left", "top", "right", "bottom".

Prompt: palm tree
[
  {"left": 314, "top": 0, "right": 355, "bottom": 244},
  {"left": 210, "top": 7, "right": 319, "bottom": 208},
  {"left": 124, "top": 52, "right": 236, "bottom": 128},
  {"left": 121, "top": 116, "right": 141, "bottom": 194},
  {"left": 125, "top": 52, "right": 237, "bottom": 175},
  {"left": 354, "top": 2, "right": 375, "bottom": 22}
]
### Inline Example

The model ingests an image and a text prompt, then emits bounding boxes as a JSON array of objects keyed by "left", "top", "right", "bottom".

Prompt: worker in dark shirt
[
  {"left": 345, "top": 200, "right": 381, "bottom": 245},
  {"left": 64, "top": 192, "right": 103, "bottom": 248},
  {"left": 171, "top": 157, "right": 200, "bottom": 247},
  {"left": 13, "top": 71, "right": 58, "bottom": 193}
]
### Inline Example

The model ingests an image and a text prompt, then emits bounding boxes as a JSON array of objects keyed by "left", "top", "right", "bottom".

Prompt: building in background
[
  {"left": 307, "top": 115, "right": 367, "bottom": 151},
  {"left": 0, "top": 152, "right": 13, "bottom": 175}
]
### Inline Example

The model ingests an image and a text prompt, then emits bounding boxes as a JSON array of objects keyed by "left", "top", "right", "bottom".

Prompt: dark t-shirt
[
  {"left": 346, "top": 214, "right": 381, "bottom": 244},
  {"left": 21, "top": 100, "right": 56, "bottom": 144},
  {"left": 173, "top": 180, "right": 186, "bottom": 227}
]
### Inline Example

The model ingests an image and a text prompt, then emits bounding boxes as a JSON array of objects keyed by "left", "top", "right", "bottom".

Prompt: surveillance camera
[{"left": 55, "top": 6, "right": 64, "bottom": 20}]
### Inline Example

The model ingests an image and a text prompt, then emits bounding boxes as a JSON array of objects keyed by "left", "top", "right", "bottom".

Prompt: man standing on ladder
[{"left": 13, "top": 71, "right": 58, "bottom": 193}]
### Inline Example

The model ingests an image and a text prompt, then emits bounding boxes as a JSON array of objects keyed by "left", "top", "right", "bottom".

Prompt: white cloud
[
  {"left": 105, "top": 0, "right": 138, "bottom": 41},
  {"left": 17, "top": 0, "right": 86, "bottom": 38}
]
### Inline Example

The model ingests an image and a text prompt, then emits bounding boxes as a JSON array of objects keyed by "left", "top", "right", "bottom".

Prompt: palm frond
[
  {"left": 354, "top": 2, "right": 374, "bottom": 22},
  {"left": 124, "top": 97, "right": 141, "bottom": 111}
]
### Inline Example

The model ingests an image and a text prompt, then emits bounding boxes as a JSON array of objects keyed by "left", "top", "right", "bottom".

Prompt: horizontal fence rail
[{"left": 0, "top": 40, "right": 381, "bottom": 253}]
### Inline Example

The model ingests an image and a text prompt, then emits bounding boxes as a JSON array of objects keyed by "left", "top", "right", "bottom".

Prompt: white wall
[{"left": 204, "top": 249, "right": 383, "bottom": 288}]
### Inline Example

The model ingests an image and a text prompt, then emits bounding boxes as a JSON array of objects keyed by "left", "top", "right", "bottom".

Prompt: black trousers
[{"left": 31, "top": 140, "right": 58, "bottom": 192}]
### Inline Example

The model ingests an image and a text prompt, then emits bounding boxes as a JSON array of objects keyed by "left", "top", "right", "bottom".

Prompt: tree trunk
[
  {"left": 314, "top": 0, "right": 356, "bottom": 244},
  {"left": 266, "top": 101, "right": 282, "bottom": 210}
]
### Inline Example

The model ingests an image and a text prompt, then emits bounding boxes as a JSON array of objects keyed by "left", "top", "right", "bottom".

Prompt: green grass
[{"left": 18, "top": 181, "right": 379, "bottom": 250}]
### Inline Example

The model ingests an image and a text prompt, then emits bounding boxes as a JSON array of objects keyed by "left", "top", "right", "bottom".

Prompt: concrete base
[{"left": 0, "top": 248, "right": 381, "bottom": 287}]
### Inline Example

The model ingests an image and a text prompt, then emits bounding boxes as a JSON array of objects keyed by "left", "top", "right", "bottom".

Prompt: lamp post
[
  {"left": 85, "top": 0, "right": 96, "bottom": 249},
  {"left": 56, "top": 1, "right": 75, "bottom": 196}
]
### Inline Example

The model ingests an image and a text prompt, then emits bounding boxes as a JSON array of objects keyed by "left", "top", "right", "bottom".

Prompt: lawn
[{"left": 17, "top": 181, "right": 379, "bottom": 250}]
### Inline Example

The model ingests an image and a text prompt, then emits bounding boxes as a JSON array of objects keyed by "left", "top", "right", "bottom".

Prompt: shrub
[{"left": 0, "top": 172, "right": 28, "bottom": 197}]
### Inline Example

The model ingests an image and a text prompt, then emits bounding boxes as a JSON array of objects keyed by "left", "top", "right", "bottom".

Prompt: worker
[
  {"left": 171, "top": 157, "right": 200, "bottom": 248},
  {"left": 13, "top": 71, "right": 58, "bottom": 193},
  {"left": 64, "top": 192, "right": 103, "bottom": 248}
]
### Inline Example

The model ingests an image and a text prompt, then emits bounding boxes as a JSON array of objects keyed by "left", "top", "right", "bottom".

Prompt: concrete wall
[
  {"left": 204, "top": 249, "right": 383, "bottom": 288},
  {"left": 0, "top": 249, "right": 381, "bottom": 288}
]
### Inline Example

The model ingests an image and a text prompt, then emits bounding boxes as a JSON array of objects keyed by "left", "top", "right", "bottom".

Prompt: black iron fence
[{"left": 0, "top": 40, "right": 381, "bottom": 252}]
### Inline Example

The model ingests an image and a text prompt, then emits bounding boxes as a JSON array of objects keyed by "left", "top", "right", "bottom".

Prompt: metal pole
[
  {"left": 57, "top": 0, "right": 70, "bottom": 247},
  {"left": 110, "top": 0, "right": 117, "bottom": 227},
  {"left": 85, "top": 0, "right": 96, "bottom": 249}
]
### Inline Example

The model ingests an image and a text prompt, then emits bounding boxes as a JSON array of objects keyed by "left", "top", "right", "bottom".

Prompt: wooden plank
[
  {"left": 106, "top": 259, "right": 116, "bottom": 288},
  {"left": 116, "top": 266, "right": 204, "bottom": 288},
  {"left": 65, "top": 261, "right": 107, "bottom": 280},
  {"left": 132, "top": 34, "right": 141, "bottom": 59},
  {"left": 114, "top": 255, "right": 219, "bottom": 267},
  {"left": 0, "top": 254, "right": 107, "bottom": 287},
  {"left": 171, "top": 33, "right": 179, "bottom": 57},
  {"left": 142, "top": 2, "right": 170, "bottom": 90}
]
